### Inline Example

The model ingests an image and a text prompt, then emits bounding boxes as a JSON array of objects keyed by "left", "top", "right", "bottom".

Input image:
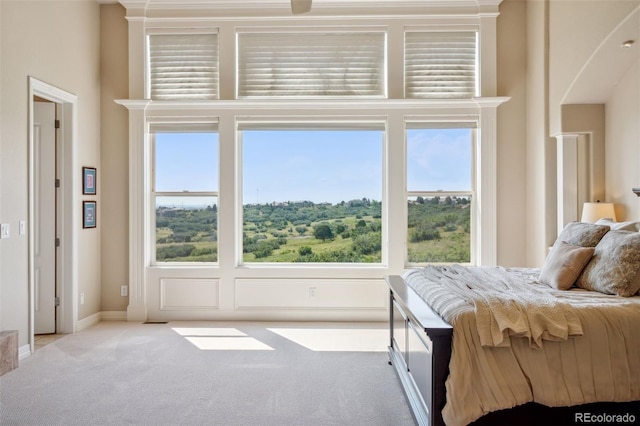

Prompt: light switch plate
[{"left": 0, "top": 223, "right": 10, "bottom": 239}]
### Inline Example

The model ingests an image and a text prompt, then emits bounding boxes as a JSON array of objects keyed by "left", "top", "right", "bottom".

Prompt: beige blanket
[
  {"left": 406, "top": 264, "right": 583, "bottom": 348},
  {"left": 404, "top": 265, "right": 640, "bottom": 426}
]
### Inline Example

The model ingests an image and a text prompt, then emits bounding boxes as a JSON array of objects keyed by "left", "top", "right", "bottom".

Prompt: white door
[{"left": 34, "top": 101, "right": 57, "bottom": 334}]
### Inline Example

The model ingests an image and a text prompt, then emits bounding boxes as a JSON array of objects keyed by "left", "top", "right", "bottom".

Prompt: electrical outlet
[
  {"left": 308, "top": 287, "right": 316, "bottom": 298},
  {"left": 80, "top": 293, "right": 85, "bottom": 305},
  {"left": 19, "top": 220, "right": 26, "bottom": 235},
  {"left": 1, "top": 223, "right": 10, "bottom": 239},
  {"left": 121, "top": 285, "right": 128, "bottom": 297}
]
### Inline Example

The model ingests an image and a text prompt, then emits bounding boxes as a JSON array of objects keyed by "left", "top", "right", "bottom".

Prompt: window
[
  {"left": 148, "top": 33, "right": 219, "bottom": 100},
  {"left": 151, "top": 124, "right": 219, "bottom": 263},
  {"left": 404, "top": 31, "right": 477, "bottom": 99},
  {"left": 239, "top": 126, "right": 384, "bottom": 263},
  {"left": 137, "top": 18, "right": 498, "bottom": 274},
  {"left": 406, "top": 125, "right": 475, "bottom": 264},
  {"left": 237, "top": 32, "right": 386, "bottom": 97}
]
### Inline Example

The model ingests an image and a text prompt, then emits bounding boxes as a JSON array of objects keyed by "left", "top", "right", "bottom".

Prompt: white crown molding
[
  {"left": 115, "top": 0, "right": 502, "bottom": 16},
  {"left": 116, "top": 0, "right": 501, "bottom": 8}
]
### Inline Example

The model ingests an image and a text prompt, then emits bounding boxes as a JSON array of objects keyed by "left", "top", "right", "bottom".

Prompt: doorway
[
  {"left": 28, "top": 77, "right": 78, "bottom": 354},
  {"left": 33, "top": 100, "right": 57, "bottom": 336}
]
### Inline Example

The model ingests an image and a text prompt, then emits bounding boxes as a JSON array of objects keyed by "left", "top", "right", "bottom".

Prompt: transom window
[
  {"left": 405, "top": 31, "right": 478, "bottom": 99},
  {"left": 147, "top": 33, "right": 219, "bottom": 100},
  {"left": 151, "top": 124, "right": 219, "bottom": 263},
  {"left": 237, "top": 31, "right": 386, "bottom": 97},
  {"left": 239, "top": 125, "right": 384, "bottom": 263}
]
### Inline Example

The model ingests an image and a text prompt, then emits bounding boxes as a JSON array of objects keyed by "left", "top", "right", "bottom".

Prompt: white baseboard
[
  {"left": 101, "top": 311, "right": 127, "bottom": 321},
  {"left": 75, "top": 312, "right": 101, "bottom": 332},
  {"left": 19, "top": 344, "right": 31, "bottom": 361}
]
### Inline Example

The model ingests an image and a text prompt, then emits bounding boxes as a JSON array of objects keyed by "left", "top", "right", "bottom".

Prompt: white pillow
[{"left": 595, "top": 218, "right": 640, "bottom": 232}]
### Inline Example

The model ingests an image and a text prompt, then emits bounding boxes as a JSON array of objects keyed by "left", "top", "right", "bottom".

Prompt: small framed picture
[
  {"left": 83, "top": 167, "right": 96, "bottom": 195},
  {"left": 83, "top": 201, "right": 97, "bottom": 229}
]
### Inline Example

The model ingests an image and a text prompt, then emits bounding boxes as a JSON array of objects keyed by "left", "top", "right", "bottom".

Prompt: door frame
[{"left": 28, "top": 77, "right": 78, "bottom": 353}]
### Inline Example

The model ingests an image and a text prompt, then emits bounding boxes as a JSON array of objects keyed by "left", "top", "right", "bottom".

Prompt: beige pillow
[
  {"left": 595, "top": 217, "right": 640, "bottom": 232},
  {"left": 552, "top": 221, "right": 610, "bottom": 249},
  {"left": 576, "top": 230, "right": 640, "bottom": 297},
  {"left": 539, "top": 241, "right": 595, "bottom": 290}
]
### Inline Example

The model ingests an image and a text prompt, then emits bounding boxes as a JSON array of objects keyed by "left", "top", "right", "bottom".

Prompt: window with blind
[
  {"left": 148, "top": 33, "right": 219, "bottom": 100},
  {"left": 151, "top": 124, "right": 219, "bottom": 263},
  {"left": 406, "top": 124, "right": 475, "bottom": 264},
  {"left": 405, "top": 31, "right": 477, "bottom": 99},
  {"left": 237, "top": 32, "right": 386, "bottom": 97}
]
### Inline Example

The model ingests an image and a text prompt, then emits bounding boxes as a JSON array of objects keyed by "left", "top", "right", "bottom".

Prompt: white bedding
[{"left": 404, "top": 265, "right": 640, "bottom": 426}]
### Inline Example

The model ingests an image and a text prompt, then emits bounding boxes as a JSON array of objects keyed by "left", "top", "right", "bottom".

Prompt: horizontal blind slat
[
  {"left": 149, "top": 34, "right": 219, "bottom": 100},
  {"left": 238, "top": 32, "right": 385, "bottom": 97},
  {"left": 405, "top": 31, "right": 477, "bottom": 99}
]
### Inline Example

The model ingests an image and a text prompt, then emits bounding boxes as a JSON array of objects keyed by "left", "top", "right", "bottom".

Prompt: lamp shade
[{"left": 581, "top": 202, "right": 616, "bottom": 223}]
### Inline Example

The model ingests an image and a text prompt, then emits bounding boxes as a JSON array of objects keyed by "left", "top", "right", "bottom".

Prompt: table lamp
[{"left": 580, "top": 201, "right": 616, "bottom": 223}]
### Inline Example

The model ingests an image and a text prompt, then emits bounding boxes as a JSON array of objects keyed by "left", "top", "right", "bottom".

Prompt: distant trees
[
  {"left": 298, "top": 246, "right": 312, "bottom": 256},
  {"left": 155, "top": 197, "right": 469, "bottom": 263},
  {"left": 313, "top": 223, "right": 334, "bottom": 241}
]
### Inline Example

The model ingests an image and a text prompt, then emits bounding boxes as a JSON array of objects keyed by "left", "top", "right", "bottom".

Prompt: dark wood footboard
[
  {"left": 387, "top": 274, "right": 640, "bottom": 426},
  {"left": 387, "top": 275, "right": 452, "bottom": 426}
]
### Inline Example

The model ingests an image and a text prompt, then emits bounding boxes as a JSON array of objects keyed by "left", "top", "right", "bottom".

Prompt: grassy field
[
  {"left": 242, "top": 215, "right": 381, "bottom": 263},
  {"left": 407, "top": 227, "right": 470, "bottom": 263},
  {"left": 154, "top": 199, "right": 470, "bottom": 264}
]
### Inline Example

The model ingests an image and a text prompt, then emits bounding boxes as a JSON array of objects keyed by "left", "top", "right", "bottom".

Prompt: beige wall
[
  {"left": 496, "top": 0, "right": 528, "bottom": 266},
  {"left": 606, "top": 59, "right": 640, "bottom": 221},
  {"left": 548, "top": 0, "right": 639, "bottom": 136},
  {"left": 100, "top": 4, "right": 129, "bottom": 313},
  {"left": 0, "top": 1, "right": 101, "bottom": 345},
  {"left": 525, "top": 0, "right": 640, "bottom": 265},
  {"left": 0, "top": 0, "right": 4, "bottom": 332}
]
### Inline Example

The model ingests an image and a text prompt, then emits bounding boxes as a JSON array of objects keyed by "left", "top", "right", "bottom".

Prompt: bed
[{"left": 387, "top": 221, "right": 640, "bottom": 426}]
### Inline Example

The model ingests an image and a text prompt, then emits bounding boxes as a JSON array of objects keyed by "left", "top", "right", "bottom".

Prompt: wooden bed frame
[{"left": 386, "top": 275, "right": 640, "bottom": 426}]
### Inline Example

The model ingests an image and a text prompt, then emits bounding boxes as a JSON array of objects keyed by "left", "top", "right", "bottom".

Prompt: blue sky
[
  {"left": 242, "top": 130, "right": 382, "bottom": 204},
  {"left": 406, "top": 128, "right": 472, "bottom": 191},
  {"left": 154, "top": 128, "right": 470, "bottom": 206}
]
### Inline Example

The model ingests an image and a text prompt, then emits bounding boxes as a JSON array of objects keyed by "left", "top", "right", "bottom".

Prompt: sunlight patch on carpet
[
  {"left": 268, "top": 328, "right": 387, "bottom": 352},
  {"left": 172, "top": 327, "right": 246, "bottom": 337},
  {"left": 172, "top": 327, "right": 274, "bottom": 350}
]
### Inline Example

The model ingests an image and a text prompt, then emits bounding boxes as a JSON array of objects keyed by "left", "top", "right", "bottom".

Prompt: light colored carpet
[{"left": 0, "top": 321, "right": 415, "bottom": 426}]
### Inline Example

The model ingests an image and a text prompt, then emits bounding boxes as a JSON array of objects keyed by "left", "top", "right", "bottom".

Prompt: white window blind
[
  {"left": 148, "top": 34, "right": 219, "bottom": 100},
  {"left": 405, "top": 31, "right": 477, "bottom": 99},
  {"left": 237, "top": 32, "right": 385, "bottom": 97}
]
